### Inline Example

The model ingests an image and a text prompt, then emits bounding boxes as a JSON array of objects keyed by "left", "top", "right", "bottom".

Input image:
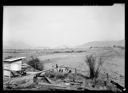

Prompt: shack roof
[{"left": 3, "top": 57, "right": 25, "bottom": 63}]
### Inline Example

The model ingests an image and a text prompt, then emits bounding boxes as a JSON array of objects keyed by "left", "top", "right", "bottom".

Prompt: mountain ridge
[
  {"left": 3, "top": 40, "right": 125, "bottom": 49},
  {"left": 76, "top": 40, "right": 125, "bottom": 49}
]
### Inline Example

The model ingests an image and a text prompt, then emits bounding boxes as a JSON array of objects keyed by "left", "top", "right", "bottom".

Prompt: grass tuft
[
  {"left": 27, "top": 56, "right": 44, "bottom": 71},
  {"left": 85, "top": 55, "right": 104, "bottom": 79}
]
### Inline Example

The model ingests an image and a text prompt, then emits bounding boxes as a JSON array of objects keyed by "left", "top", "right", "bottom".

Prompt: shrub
[
  {"left": 85, "top": 55, "right": 104, "bottom": 79},
  {"left": 95, "top": 57, "right": 104, "bottom": 78},
  {"left": 55, "top": 73, "right": 65, "bottom": 79},
  {"left": 45, "top": 71, "right": 67, "bottom": 80},
  {"left": 113, "top": 45, "right": 116, "bottom": 47},
  {"left": 27, "top": 56, "right": 44, "bottom": 71},
  {"left": 113, "top": 45, "right": 125, "bottom": 49},
  {"left": 117, "top": 46, "right": 125, "bottom": 49}
]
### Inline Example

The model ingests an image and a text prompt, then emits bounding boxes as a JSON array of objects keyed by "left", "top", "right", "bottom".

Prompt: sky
[{"left": 3, "top": 4, "right": 125, "bottom": 48}]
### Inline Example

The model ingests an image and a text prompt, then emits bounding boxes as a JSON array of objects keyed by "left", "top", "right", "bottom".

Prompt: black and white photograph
[{"left": 3, "top": 4, "right": 125, "bottom": 92}]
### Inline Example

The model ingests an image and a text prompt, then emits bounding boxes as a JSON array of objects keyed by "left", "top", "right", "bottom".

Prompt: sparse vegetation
[
  {"left": 90, "top": 46, "right": 92, "bottom": 49},
  {"left": 85, "top": 55, "right": 104, "bottom": 79},
  {"left": 5, "top": 56, "right": 13, "bottom": 59},
  {"left": 3, "top": 46, "right": 124, "bottom": 91},
  {"left": 27, "top": 56, "right": 44, "bottom": 71},
  {"left": 45, "top": 71, "right": 68, "bottom": 80},
  {"left": 113, "top": 45, "right": 125, "bottom": 49},
  {"left": 117, "top": 46, "right": 125, "bottom": 49},
  {"left": 95, "top": 57, "right": 104, "bottom": 78}
]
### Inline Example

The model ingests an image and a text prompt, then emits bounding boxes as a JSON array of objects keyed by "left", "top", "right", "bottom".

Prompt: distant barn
[{"left": 3, "top": 57, "right": 25, "bottom": 78}]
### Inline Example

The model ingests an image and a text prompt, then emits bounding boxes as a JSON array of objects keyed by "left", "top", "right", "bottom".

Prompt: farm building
[{"left": 3, "top": 57, "right": 25, "bottom": 78}]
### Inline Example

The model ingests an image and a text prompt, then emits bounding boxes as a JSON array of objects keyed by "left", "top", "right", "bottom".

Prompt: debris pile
[{"left": 3, "top": 64, "right": 125, "bottom": 92}]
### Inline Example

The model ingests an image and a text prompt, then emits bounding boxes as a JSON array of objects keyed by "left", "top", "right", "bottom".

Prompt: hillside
[
  {"left": 3, "top": 40, "right": 32, "bottom": 49},
  {"left": 76, "top": 40, "right": 125, "bottom": 49},
  {"left": 3, "top": 40, "right": 125, "bottom": 49}
]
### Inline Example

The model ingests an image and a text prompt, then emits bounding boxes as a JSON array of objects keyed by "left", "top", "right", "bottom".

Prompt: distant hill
[
  {"left": 3, "top": 40, "right": 51, "bottom": 49},
  {"left": 3, "top": 40, "right": 32, "bottom": 49},
  {"left": 34, "top": 46, "right": 50, "bottom": 49},
  {"left": 54, "top": 45, "right": 70, "bottom": 49},
  {"left": 76, "top": 40, "right": 125, "bottom": 49},
  {"left": 3, "top": 40, "right": 125, "bottom": 49}
]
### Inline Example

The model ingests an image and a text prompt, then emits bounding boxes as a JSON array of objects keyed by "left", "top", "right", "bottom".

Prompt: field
[
  {"left": 3, "top": 47, "right": 125, "bottom": 91},
  {"left": 38, "top": 47, "right": 125, "bottom": 87}
]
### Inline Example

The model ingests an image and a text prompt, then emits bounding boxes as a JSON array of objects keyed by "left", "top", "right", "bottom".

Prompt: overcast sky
[{"left": 3, "top": 4, "right": 125, "bottom": 48}]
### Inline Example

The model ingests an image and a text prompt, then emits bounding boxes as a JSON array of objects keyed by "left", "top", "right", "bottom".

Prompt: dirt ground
[
  {"left": 38, "top": 47, "right": 125, "bottom": 87},
  {"left": 3, "top": 47, "right": 125, "bottom": 91}
]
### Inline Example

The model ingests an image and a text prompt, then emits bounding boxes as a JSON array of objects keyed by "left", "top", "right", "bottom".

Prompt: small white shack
[{"left": 3, "top": 57, "right": 25, "bottom": 78}]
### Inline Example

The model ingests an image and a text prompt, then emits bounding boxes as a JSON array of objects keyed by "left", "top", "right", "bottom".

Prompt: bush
[
  {"left": 55, "top": 73, "right": 66, "bottom": 79},
  {"left": 117, "top": 46, "right": 125, "bottom": 49},
  {"left": 45, "top": 70, "right": 68, "bottom": 80},
  {"left": 27, "top": 56, "right": 44, "bottom": 71},
  {"left": 85, "top": 55, "right": 104, "bottom": 79},
  {"left": 113, "top": 45, "right": 125, "bottom": 49}
]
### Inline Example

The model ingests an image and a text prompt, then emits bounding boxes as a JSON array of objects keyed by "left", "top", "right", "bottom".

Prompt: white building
[{"left": 3, "top": 57, "right": 25, "bottom": 78}]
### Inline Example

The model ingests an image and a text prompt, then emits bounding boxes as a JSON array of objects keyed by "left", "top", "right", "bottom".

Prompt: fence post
[
  {"left": 107, "top": 73, "right": 109, "bottom": 80},
  {"left": 73, "top": 68, "right": 77, "bottom": 82},
  {"left": 75, "top": 68, "right": 77, "bottom": 76}
]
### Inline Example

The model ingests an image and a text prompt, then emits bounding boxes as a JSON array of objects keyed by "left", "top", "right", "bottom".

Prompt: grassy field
[
  {"left": 3, "top": 47, "right": 125, "bottom": 90},
  {"left": 38, "top": 47, "right": 125, "bottom": 87}
]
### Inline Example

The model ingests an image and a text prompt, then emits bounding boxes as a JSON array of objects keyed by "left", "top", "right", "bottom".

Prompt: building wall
[
  {"left": 3, "top": 70, "right": 11, "bottom": 77},
  {"left": 10, "top": 60, "right": 22, "bottom": 71},
  {"left": 3, "top": 60, "right": 22, "bottom": 71},
  {"left": 3, "top": 60, "right": 22, "bottom": 77},
  {"left": 3, "top": 63, "right": 10, "bottom": 70}
]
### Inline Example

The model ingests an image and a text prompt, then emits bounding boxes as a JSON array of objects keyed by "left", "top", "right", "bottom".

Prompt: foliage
[
  {"left": 27, "top": 56, "right": 44, "bottom": 71},
  {"left": 85, "top": 55, "right": 104, "bottom": 79},
  {"left": 45, "top": 70, "right": 71, "bottom": 81},
  {"left": 113, "top": 45, "right": 125, "bottom": 49}
]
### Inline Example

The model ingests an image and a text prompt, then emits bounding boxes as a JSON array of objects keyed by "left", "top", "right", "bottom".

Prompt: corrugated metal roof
[{"left": 3, "top": 57, "right": 25, "bottom": 63}]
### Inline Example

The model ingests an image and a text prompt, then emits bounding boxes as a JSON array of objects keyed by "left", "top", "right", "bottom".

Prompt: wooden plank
[
  {"left": 26, "top": 69, "right": 50, "bottom": 75},
  {"left": 110, "top": 80, "right": 125, "bottom": 91},
  {"left": 38, "top": 82, "right": 78, "bottom": 90},
  {"left": 38, "top": 82, "right": 68, "bottom": 88},
  {"left": 43, "top": 76, "right": 55, "bottom": 84}
]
